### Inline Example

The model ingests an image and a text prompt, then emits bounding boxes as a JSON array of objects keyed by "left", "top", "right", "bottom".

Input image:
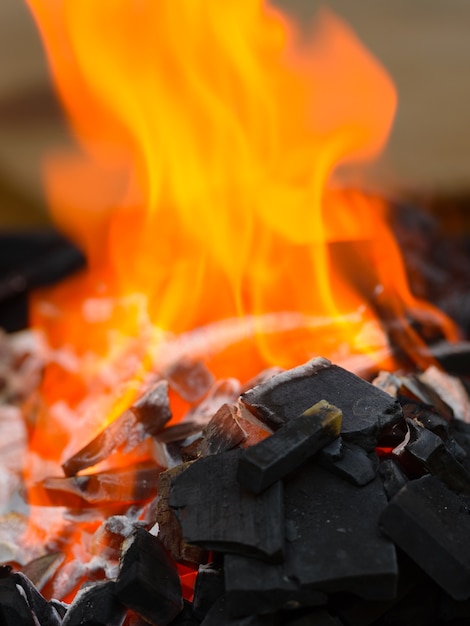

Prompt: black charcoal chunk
[
  {"left": 285, "top": 608, "right": 344, "bottom": 626},
  {"left": 224, "top": 553, "right": 327, "bottom": 617},
  {"left": 169, "top": 449, "right": 284, "bottom": 562},
  {"left": 0, "top": 576, "right": 36, "bottom": 626},
  {"left": 116, "top": 527, "right": 183, "bottom": 625},
  {"left": 193, "top": 563, "right": 225, "bottom": 621},
  {"left": 380, "top": 474, "right": 470, "bottom": 600},
  {"left": 317, "top": 441, "right": 376, "bottom": 487},
  {"left": 237, "top": 400, "right": 341, "bottom": 494},
  {"left": 378, "top": 459, "right": 409, "bottom": 500},
  {"left": 168, "top": 599, "right": 199, "bottom": 625},
  {"left": 62, "top": 580, "right": 126, "bottom": 626},
  {"left": 199, "top": 403, "right": 246, "bottom": 456},
  {"left": 404, "top": 419, "right": 470, "bottom": 495},
  {"left": 241, "top": 358, "right": 402, "bottom": 450},
  {"left": 400, "top": 398, "right": 449, "bottom": 438},
  {"left": 200, "top": 595, "right": 279, "bottom": 625},
  {"left": 318, "top": 436, "right": 343, "bottom": 462},
  {"left": 282, "top": 464, "right": 397, "bottom": 600},
  {"left": 156, "top": 464, "right": 208, "bottom": 565},
  {"left": 130, "top": 379, "right": 172, "bottom": 435},
  {"left": 13, "top": 572, "right": 62, "bottom": 626}
]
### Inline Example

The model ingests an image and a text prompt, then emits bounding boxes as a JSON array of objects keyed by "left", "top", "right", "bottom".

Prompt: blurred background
[{"left": 1, "top": 0, "right": 470, "bottom": 228}]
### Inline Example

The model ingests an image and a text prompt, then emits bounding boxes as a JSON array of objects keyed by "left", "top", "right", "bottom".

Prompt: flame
[{"left": 23, "top": 0, "right": 458, "bottom": 543}]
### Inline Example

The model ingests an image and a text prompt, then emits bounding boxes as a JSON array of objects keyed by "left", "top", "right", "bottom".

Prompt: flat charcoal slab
[
  {"left": 241, "top": 358, "right": 402, "bottom": 450},
  {"left": 282, "top": 463, "right": 397, "bottom": 600},
  {"left": 169, "top": 449, "right": 284, "bottom": 561},
  {"left": 237, "top": 400, "right": 341, "bottom": 494},
  {"left": 380, "top": 474, "right": 470, "bottom": 601}
]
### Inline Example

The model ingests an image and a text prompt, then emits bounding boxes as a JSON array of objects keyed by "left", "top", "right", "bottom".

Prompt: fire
[{"left": 20, "top": 0, "right": 458, "bottom": 594}]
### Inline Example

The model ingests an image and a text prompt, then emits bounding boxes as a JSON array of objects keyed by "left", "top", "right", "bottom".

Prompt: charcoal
[
  {"left": 116, "top": 527, "right": 183, "bottom": 625},
  {"left": 156, "top": 422, "right": 204, "bottom": 445},
  {"left": 378, "top": 459, "right": 409, "bottom": 500},
  {"left": 156, "top": 464, "right": 208, "bottom": 565},
  {"left": 403, "top": 419, "right": 470, "bottom": 494},
  {"left": 168, "top": 599, "right": 199, "bottom": 625},
  {"left": 62, "top": 580, "right": 126, "bottom": 626},
  {"left": 400, "top": 397, "right": 449, "bottom": 438},
  {"left": 200, "top": 595, "right": 280, "bottom": 625},
  {"left": 281, "top": 463, "right": 397, "bottom": 599},
  {"left": 21, "top": 552, "right": 64, "bottom": 592},
  {"left": 317, "top": 441, "right": 376, "bottom": 487},
  {"left": 198, "top": 403, "right": 246, "bottom": 456},
  {"left": 419, "top": 365, "right": 470, "bottom": 422},
  {"left": 185, "top": 378, "right": 241, "bottom": 425},
  {"left": 192, "top": 563, "right": 225, "bottom": 621},
  {"left": 13, "top": 572, "right": 62, "bottom": 626},
  {"left": 284, "top": 608, "right": 343, "bottom": 626},
  {"left": 92, "top": 515, "right": 137, "bottom": 560},
  {"left": 235, "top": 403, "right": 273, "bottom": 447},
  {"left": 240, "top": 357, "right": 402, "bottom": 450},
  {"left": 180, "top": 436, "right": 204, "bottom": 462},
  {"left": 318, "top": 436, "right": 343, "bottom": 462},
  {"left": 224, "top": 553, "right": 327, "bottom": 616},
  {"left": 130, "top": 379, "right": 172, "bottom": 435},
  {"left": 445, "top": 435, "right": 468, "bottom": 463},
  {"left": 237, "top": 400, "right": 342, "bottom": 494},
  {"left": 164, "top": 358, "right": 214, "bottom": 402},
  {"left": 240, "top": 367, "right": 284, "bottom": 393},
  {"left": 380, "top": 474, "right": 470, "bottom": 600},
  {"left": 41, "top": 461, "right": 161, "bottom": 505},
  {"left": 0, "top": 575, "right": 36, "bottom": 626},
  {"left": 50, "top": 599, "right": 68, "bottom": 619},
  {"left": 399, "top": 375, "right": 454, "bottom": 421},
  {"left": 169, "top": 449, "right": 284, "bottom": 562}
]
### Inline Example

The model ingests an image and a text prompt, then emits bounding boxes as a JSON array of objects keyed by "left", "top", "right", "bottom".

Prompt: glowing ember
[{"left": 17, "top": 0, "right": 459, "bottom": 600}]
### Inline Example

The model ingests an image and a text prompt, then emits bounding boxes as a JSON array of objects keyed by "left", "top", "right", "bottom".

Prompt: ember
[{"left": 1, "top": 0, "right": 470, "bottom": 624}]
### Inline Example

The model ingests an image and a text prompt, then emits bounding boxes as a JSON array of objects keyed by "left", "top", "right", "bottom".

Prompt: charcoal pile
[{"left": 2, "top": 353, "right": 470, "bottom": 625}]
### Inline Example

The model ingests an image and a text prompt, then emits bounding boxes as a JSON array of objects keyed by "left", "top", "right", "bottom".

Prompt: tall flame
[{"left": 25, "top": 1, "right": 456, "bottom": 431}]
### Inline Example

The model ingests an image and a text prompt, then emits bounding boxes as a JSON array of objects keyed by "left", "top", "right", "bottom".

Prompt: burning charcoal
[
  {"left": 40, "top": 461, "right": 161, "bottom": 506},
  {"left": 155, "top": 464, "right": 208, "bottom": 565},
  {"left": 116, "top": 527, "right": 183, "bottom": 625},
  {"left": 403, "top": 419, "right": 470, "bottom": 495},
  {"left": 169, "top": 449, "right": 284, "bottom": 562},
  {"left": 317, "top": 441, "right": 376, "bottom": 487},
  {"left": 224, "top": 553, "right": 327, "bottom": 617},
  {"left": 281, "top": 464, "right": 397, "bottom": 600},
  {"left": 237, "top": 400, "right": 342, "bottom": 494},
  {"left": 0, "top": 575, "right": 36, "bottom": 625},
  {"left": 49, "top": 599, "right": 68, "bottom": 620},
  {"left": 92, "top": 515, "right": 137, "bottom": 560},
  {"left": 198, "top": 403, "right": 246, "bottom": 457},
  {"left": 185, "top": 378, "right": 241, "bottom": 425},
  {"left": 61, "top": 580, "right": 125, "bottom": 626},
  {"left": 13, "top": 572, "right": 62, "bottom": 626},
  {"left": 180, "top": 436, "right": 204, "bottom": 462},
  {"left": 380, "top": 475, "right": 470, "bottom": 601},
  {"left": 235, "top": 403, "right": 273, "bottom": 447},
  {"left": 164, "top": 359, "right": 215, "bottom": 402},
  {"left": 419, "top": 365, "right": 470, "bottom": 422},
  {"left": 240, "top": 358, "right": 402, "bottom": 450},
  {"left": 130, "top": 379, "right": 172, "bottom": 435},
  {"left": 21, "top": 552, "right": 64, "bottom": 592},
  {"left": 192, "top": 563, "right": 225, "bottom": 621},
  {"left": 378, "top": 459, "right": 408, "bottom": 500}
]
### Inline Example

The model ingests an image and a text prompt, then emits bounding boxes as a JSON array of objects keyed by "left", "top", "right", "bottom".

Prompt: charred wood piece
[
  {"left": 169, "top": 449, "right": 284, "bottom": 562},
  {"left": 380, "top": 475, "right": 470, "bottom": 601},
  {"left": 240, "top": 357, "right": 402, "bottom": 450},
  {"left": 116, "top": 527, "right": 183, "bottom": 625},
  {"left": 61, "top": 580, "right": 126, "bottom": 626},
  {"left": 237, "top": 400, "right": 341, "bottom": 494},
  {"left": 378, "top": 459, "right": 409, "bottom": 500},
  {"left": 62, "top": 381, "right": 171, "bottom": 476},
  {"left": 317, "top": 441, "right": 377, "bottom": 487},
  {"left": 198, "top": 403, "right": 247, "bottom": 457},
  {"left": 155, "top": 464, "right": 208, "bottom": 565},
  {"left": 164, "top": 358, "right": 215, "bottom": 402}
]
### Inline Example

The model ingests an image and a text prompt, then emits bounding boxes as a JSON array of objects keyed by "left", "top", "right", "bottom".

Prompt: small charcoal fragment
[
  {"left": 224, "top": 553, "right": 327, "bottom": 617},
  {"left": 192, "top": 563, "right": 225, "bottom": 621},
  {"left": 317, "top": 440, "right": 376, "bottom": 487},
  {"left": 403, "top": 419, "right": 470, "bottom": 494},
  {"left": 156, "top": 464, "right": 207, "bottom": 565},
  {"left": 378, "top": 459, "right": 409, "bottom": 500},
  {"left": 241, "top": 357, "right": 402, "bottom": 450},
  {"left": 236, "top": 403, "right": 273, "bottom": 447},
  {"left": 169, "top": 449, "right": 284, "bottom": 562},
  {"left": 318, "top": 436, "right": 343, "bottom": 462},
  {"left": 130, "top": 379, "right": 172, "bottom": 435},
  {"left": 380, "top": 474, "right": 470, "bottom": 600},
  {"left": 164, "top": 358, "right": 215, "bottom": 402},
  {"left": 0, "top": 575, "right": 36, "bottom": 626},
  {"left": 62, "top": 580, "right": 126, "bottom": 626},
  {"left": 237, "top": 400, "right": 342, "bottom": 494},
  {"left": 116, "top": 527, "right": 183, "bottom": 624},
  {"left": 199, "top": 403, "right": 246, "bottom": 456}
]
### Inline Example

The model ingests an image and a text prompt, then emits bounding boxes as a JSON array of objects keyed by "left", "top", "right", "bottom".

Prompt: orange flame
[{"left": 24, "top": 2, "right": 457, "bottom": 456}]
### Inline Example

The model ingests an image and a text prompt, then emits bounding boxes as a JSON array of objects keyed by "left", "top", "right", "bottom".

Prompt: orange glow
[{"left": 23, "top": 0, "right": 458, "bottom": 570}]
